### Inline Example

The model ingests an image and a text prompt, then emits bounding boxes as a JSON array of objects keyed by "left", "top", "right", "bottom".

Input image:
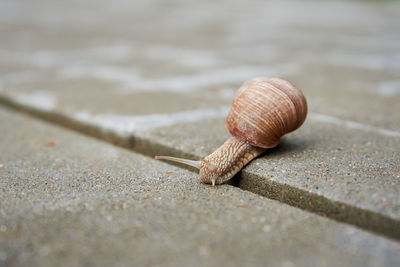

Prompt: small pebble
[
  {"left": 166, "top": 170, "right": 174, "bottom": 174},
  {"left": 45, "top": 141, "right": 55, "bottom": 147}
]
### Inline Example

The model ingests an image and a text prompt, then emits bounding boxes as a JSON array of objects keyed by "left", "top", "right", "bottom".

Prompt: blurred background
[{"left": 0, "top": 0, "right": 399, "bottom": 130}]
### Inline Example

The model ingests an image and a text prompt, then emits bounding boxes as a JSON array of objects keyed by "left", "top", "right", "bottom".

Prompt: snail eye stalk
[{"left": 154, "top": 156, "right": 201, "bottom": 169}]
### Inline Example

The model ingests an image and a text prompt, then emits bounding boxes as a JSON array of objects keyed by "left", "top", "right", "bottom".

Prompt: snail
[{"left": 155, "top": 77, "right": 307, "bottom": 186}]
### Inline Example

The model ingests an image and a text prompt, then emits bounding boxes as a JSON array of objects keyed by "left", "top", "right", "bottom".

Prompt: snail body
[{"left": 155, "top": 77, "right": 307, "bottom": 186}]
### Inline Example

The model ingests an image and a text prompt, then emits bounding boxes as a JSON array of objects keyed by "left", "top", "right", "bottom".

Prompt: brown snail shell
[
  {"left": 155, "top": 77, "right": 308, "bottom": 186},
  {"left": 226, "top": 77, "right": 307, "bottom": 149}
]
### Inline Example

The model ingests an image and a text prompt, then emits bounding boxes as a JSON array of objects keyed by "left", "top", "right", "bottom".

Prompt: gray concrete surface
[
  {"left": 0, "top": 0, "right": 400, "bottom": 264},
  {"left": 140, "top": 115, "right": 400, "bottom": 238},
  {"left": 1, "top": 0, "right": 400, "bottom": 238},
  {"left": 1, "top": 107, "right": 400, "bottom": 267}
]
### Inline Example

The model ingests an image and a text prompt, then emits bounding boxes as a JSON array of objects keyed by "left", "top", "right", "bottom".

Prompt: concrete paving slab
[
  {"left": 0, "top": 0, "right": 400, "bottom": 240},
  {"left": 1, "top": 108, "right": 400, "bottom": 266},
  {"left": 140, "top": 113, "right": 400, "bottom": 238},
  {"left": 3, "top": 97, "right": 398, "bottom": 239}
]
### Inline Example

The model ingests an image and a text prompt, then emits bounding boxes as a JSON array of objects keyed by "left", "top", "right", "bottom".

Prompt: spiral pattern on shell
[{"left": 225, "top": 77, "right": 308, "bottom": 149}]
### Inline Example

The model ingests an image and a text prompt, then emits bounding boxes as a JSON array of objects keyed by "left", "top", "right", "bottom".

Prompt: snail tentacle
[{"left": 154, "top": 156, "right": 201, "bottom": 169}]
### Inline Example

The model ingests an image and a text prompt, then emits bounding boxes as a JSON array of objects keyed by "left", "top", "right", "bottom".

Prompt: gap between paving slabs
[{"left": 0, "top": 95, "right": 399, "bottom": 241}]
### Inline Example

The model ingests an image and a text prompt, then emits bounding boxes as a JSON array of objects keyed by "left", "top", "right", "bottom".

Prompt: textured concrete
[
  {"left": 141, "top": 115, "right": 400, "bottom": 237},
  {"left": 1, "top": 108, "right": 400, "bottom": 267},
  {"left": 0, "top": 0, "right": 400, "bottom": 244}
]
